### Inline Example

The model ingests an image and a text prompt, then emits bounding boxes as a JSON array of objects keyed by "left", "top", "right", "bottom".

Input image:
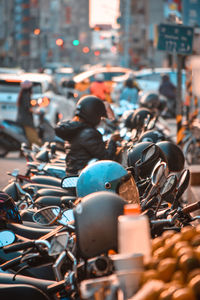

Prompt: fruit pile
[{"left": 131, "top": 225, "right": 200, "bottom": 300}]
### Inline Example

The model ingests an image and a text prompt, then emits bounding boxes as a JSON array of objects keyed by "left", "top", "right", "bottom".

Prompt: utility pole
[{"left": 123, "top": 0, "right": 131, "bottom": 68}]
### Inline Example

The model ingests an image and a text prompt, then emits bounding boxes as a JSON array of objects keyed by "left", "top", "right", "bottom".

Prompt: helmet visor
[{"left": 117, "top": 173, "right": 140, "bottom": 204}]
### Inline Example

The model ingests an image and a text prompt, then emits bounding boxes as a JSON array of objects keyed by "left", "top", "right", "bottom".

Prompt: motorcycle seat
[
  {"left": 30, "top": 175, "right": 62, "bottom": 187},
  {"left": 35, "top": 187, "right": 76, "bottom": 199},
  {"left": 7, "top": 222, "right": 53, "bottom": 240}
]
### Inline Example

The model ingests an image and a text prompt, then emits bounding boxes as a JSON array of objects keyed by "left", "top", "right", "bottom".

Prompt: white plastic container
[{"left": 118, "top": 204, "right": 152, "bottom": 264}]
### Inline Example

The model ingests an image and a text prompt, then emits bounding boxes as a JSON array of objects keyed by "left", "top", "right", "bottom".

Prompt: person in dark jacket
[
  {"left": 55, "top": 95, "right": 120, "bottom": 175},
  {"left": 16, "top": 80, "right": 42, "bottom": 147},
  {"left": 158, "top": 74, "right": 176, "bottom": 118}
]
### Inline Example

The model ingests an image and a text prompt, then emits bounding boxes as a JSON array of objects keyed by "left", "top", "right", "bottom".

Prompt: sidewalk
[{"left": 186, "top": 164, "right": 200, "bottom": 219}]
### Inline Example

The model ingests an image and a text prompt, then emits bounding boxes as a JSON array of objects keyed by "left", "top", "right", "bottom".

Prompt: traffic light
[
  {"left": 94, "top": 50, "right": 100, "bottom": 56},
  {"left": 34, "top": 28, "right": 40, "bottom": 35},
  {"left": 56, "top": 38, "right": 64, "bottom": 47},
  {"left": 72, "top": 39, "right": 79, "bottom": 46},
  {"left": 82, "top": 46, "right": 90, "bottom": 53}
]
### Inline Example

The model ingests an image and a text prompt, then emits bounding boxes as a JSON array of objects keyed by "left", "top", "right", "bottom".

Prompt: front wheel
[{"left": 0, "top": 145, "right": 8, "bottom": 157}]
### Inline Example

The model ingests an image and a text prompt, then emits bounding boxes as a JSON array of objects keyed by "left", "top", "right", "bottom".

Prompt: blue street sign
[
  {"left": 156, "top": 23, "right": 194, "bottom": 55},
  {"left": 183, "top": 0, "right": 200, "bottom": 27}
]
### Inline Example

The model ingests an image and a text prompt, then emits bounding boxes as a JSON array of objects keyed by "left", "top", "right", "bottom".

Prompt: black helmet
[
  {"left": 127, "top": 142, "right": 167, "bottom": 178},
  {"left": 139, "top": 91, "right": 160, "bottom": 109},
  {"left": 123, "top": 110, "right": 135, "bottom": 129},
  {"left": 125, "top": 107, "right": 154, "bottom": 130},
  {"left": 138, "top": 129, "right": 166, "bottom": 143},
  {"left": 156, "top": 141, "right": 185, "bottom": 172},
  {"left": 0, "top": 192, "right": 22, "bottom": 227},
  {"left": 74, "top": 191, "right": 126, "bottom": 259},
  {"left": 75, "top": 95, "right": 107, "bottom": 126}
]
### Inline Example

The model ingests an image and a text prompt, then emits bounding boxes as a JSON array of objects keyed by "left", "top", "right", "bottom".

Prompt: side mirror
[
  {"left": 152, "top": 162, "right": 168, "bottom": 186},
  {"left": 160, "top": 174, "right": 177, "bottom": 198},
  {"left": 176, "top": 169, "right": 190, "bottom": 197},
  {"left": 33, "top": 206, "right": 75, "bottom": 226},
  {"left": 173, "top": 169, "right": 190, "bottom": 208},
  {"left": 61, "top": 176, "right": 78, "bottom": 189},
  {"left": 0, "top": 230, "right": 15, "bottom": 248},
  {"left": 48, "top": 232, "right": 69, "bottom": 256},
  {"left": 37, "top": 163, "right": 46, "bottom": 171},
  {"left": 33, "top": 206, "right": 61, "bottom": 226}
]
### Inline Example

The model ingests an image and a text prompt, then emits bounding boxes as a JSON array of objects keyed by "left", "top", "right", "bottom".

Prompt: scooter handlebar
[
  {"left": 47, "top": 280, "right": 66, "bottom": 293},
  {"left": 182, "top": 201, "right": 200, "bottom": 215}
]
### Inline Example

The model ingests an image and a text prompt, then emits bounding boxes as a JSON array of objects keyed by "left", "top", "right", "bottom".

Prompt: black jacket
[
  {"left": 55, "top": 120, "right": 117, "bottom": 174},
  {"left": 16, "top": 89, "right": 34, "bottom": 127}
]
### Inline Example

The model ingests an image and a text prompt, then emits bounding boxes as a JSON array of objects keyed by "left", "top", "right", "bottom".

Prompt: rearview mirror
[
  {"left": 160, "top": 174, "right": 177, "bottom": 198},
  {"left": 0, "top": 230, "right": 15, "bottom": 248},
  {"left": 152, "top": 162, "right": 168, "bottom": 186},
  {"left": 48, "top": 232, "right": 69, "bottom": 256},
  {"left": 61, "top": 176, "right": 78, "bottom": 189},
  {"left": 174, "top": 169, "right": 190, "bottom": 203},
  {"left": 33, "top": 206, "right": 61, "bottom": 226}
]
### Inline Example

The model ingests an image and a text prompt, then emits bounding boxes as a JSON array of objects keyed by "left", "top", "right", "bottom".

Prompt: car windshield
[{"left": 0, "top": 81, "right": 42, "bottom": 94}]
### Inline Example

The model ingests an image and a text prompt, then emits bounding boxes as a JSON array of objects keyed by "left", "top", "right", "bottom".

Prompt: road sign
[
  {"left": 156, "top": 23, "right": 194, "bottom": 55},
  {"left": 183, "top": 0, "right": 200, "bottom": 27}
]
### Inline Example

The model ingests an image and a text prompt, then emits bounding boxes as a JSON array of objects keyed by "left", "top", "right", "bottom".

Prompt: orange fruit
[
  {"left": 152, "top": 236, "right": 164, "bottom": 252},
  {"left": 171, "top": 241, "right": 189, "bottom": 258},
  {"left": 188, "top": 274, "right": 200, "bottom": 298},
  {"left": 178, "top": 253, "right": 199, "bottom": 275},
  {"left": 171, "top": 287, "right": 196, "bottom": 300},
  {"left": 140, "top": 269, "right": 159, "bottom": 285},
  {"left": 157, "top": 258, "right": 177, "bottom": 282},
  {"left": 190, "top": 234, "right": 200, "bottom": 247},
  {"left": 180, "top": 226, "right": 196, "bottom": 241}
]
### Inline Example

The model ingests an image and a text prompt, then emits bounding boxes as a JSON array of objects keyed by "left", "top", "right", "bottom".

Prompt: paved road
[{"left": 0, "top": 152, "right": 27, "bottom": 189}]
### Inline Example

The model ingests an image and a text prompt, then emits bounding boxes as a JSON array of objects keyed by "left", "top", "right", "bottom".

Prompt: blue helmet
[{"left": 76, "top": 160, "right": 139, "bottom": 203}]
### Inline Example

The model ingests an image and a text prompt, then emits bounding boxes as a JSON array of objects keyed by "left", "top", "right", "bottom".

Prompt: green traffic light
[{"left": 73, "top": 40, "right": 79, "bottom": 46}]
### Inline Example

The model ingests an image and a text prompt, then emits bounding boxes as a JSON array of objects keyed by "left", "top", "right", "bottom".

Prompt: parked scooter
[{"left": 0, "top": 109, "right": 64, "bottom": 157}]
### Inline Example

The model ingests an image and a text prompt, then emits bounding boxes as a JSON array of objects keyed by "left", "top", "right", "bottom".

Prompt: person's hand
[{"left": 111, "top": 132, "right": 121, "bottom": 142}]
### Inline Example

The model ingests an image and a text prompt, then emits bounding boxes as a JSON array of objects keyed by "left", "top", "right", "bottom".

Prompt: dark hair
[
  {"left": 125, "top": 79, "right": 133, "bottom": 88},
  {"left": 17, "top": 87, "right": 32, "bottom": 107}
]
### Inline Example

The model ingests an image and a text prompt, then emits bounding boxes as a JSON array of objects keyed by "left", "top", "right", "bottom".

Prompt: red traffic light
[
  {"left": 82, "top": 46, "right": 90, "bottom": 53},
  {"left": 94, "top": 50, "right": 100, "bottom": 56},
  {"left": 34, "top": 28, "right": 40, "bottom": 35},
  {"left": 56, "top": 38, "right": 64, "bottom": 47}
]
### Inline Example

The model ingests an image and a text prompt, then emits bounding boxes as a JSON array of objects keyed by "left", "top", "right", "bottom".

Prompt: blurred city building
[
  {"left": 0, "top": 0, "right": 91, "bottom": 70},
  {"left": 0, "top": 0, "right": 199, "bottom": 71}
]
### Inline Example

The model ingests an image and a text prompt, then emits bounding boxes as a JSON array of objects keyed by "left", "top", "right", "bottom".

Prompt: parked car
[
  {"left": 71, "top": 66, "right": 133, "bottom": 102},
  {"left": 0, "top": 72, "right": 76, "bottom": 125}
]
